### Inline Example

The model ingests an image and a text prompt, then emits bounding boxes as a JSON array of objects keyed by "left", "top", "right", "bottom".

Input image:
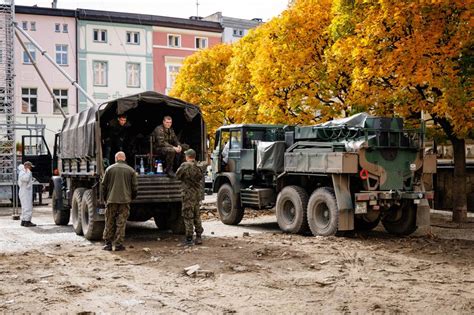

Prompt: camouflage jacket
[
  {"left": 153, "top": 124, "right": 180, "bottom": 148},
  {"left": 176, "top": 160, "right": 205, "bottom": 208},
  {"left": 101, "top": 161, "right": 138, "bottom": 204}
]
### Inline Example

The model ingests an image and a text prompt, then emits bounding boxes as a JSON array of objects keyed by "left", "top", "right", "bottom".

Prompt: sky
[{"left": 15, "top": 0, "right": 290, "bottom": 21}]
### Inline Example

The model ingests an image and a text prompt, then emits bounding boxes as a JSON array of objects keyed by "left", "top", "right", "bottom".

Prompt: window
[
  {"left": 55, "top": 23, "right": 60, "bottom": 32},
  {"left": 21, "top": 88, "right": 37, "bottom": 113},
  {"left": 22, "top": 21, "right": 27, "bottom": 30},
  {"left": 126, "top": 63, "right": 140, "bottom": 87},
  {"left": 195, "top": 37, "right": 208, "bottom": 49},
  {"left": 23, "top": 43, "right": 36, "bottom": 64},
  {"left": 166, "top": 65, "right": 181, "bottom": 93},
  {"left": 93, "top": 61, "right": 108, "bottom": 86},
  {"left": 30, "top": 22, "right": 36, "bottom": 31},
  {"left": 167, "top": 35, "right": 181, "bottom": 47},
  {"left": 126, "top": 31, "right": 140, "bottom": 44},
  {"left": 53, "top": 89, "right": 68, "bottom": 114},
  {"left": 233, "top": 28, "right": 244, "bottom": 37},
  {"left": 62, "top": 24, "right": 68, "bottom": 33},
  {"left": 55, "top": 45, "right": 68, "bottom": 65},
  {"left": 93, "top": 29, "right": 107, "bottom": 42}
]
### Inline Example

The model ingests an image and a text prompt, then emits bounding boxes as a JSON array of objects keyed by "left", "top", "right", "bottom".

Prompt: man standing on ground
[
  {"left": 18, "top": 161, "right": 36, "bottom": 227},
  {"left": 101, "top": 151, "right": 138, "bottom": 251},
  {"left": 176, "top": 149, "right": 205, "bottom": 246},
  {"left": 153, "top": 116, "right": 188, "bottom": 177}
]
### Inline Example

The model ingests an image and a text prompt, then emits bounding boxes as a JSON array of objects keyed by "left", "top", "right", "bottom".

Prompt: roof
[
  {"left": 15, "top": 6, "right": 223, "bottom": 33},
  {"left": 15, "top": 5, "right": 77, "bottom": 17},
  {"left": 77, "top": 9, "right": 222, "bottom": 32}
]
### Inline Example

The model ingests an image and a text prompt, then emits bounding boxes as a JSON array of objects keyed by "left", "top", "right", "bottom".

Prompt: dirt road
[{"left": 0, "top": 198, "right": 473, "bottom": 314}]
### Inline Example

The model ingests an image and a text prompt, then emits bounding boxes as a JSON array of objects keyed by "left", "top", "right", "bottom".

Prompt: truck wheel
[
  {"left": 307, "top": 187, "right": 339, "bottom": 236},
  {"left": 354, "top": 214, "right": 380, "bottom": 231},
  {"left": 217, "top": 184, "right": 244, "bottom": 225},
  {"left": 382, "top": 202, "right": 417, "bottom": 236},
  {"left": 276, "top": 185, "right": 308, "bottom": 234},
  {"left": 154, "top": 211, "right": 169, "bottom": 230},
  {"left": 81, "top": 189, "right": 105, "bottom": 241},
  {"left": 52, "top": 188, "right": 70, "bottom": 226},
  {"left": 71, "top": 188, "right": 86, "bottom": 235}
]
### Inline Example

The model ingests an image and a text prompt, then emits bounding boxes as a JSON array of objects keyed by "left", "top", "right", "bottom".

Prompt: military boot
[
  {"left": 182, "top": 236, "right": 193, "bottom": 246},
  {"left": 194, "top": 234, "right": 202, "bottom": 245},
  {"left": 22, "top": 221, "right": 37, "bottom": 227},
  {"left": 102, "top": 241, "right": 112, "bottom": 251}
]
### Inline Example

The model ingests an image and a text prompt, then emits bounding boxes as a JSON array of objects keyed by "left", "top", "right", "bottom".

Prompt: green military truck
[
  {"left": 211, "top": 113, "right": 436, "bottom": 236},
  {"left": 51, "top": 92, "right": 206, "bottom": 240}
]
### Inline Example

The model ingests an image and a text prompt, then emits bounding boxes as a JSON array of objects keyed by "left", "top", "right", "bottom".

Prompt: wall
[
  {"left": 15, "top": 13, "right": 76, "bottom": 149},
  {"left": 77, "top": 20, "right": 153, "bottom": 110},
  {"left": 434, "top": 162, "right": 474, "bottom": 212},
  {"left": 152, "top": 26, "right": 221, "bottom": 94}
]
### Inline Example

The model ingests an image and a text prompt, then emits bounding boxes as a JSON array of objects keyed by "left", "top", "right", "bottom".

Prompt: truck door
[{"left": 21, "top": 135, "right": 53, "bottom": 184}]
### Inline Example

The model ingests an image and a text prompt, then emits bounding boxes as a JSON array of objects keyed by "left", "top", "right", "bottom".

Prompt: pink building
[
  {"left": 152, "top": 22, "right": 222, "bottom": 94},
  {"left": 15, "top": 6, "right": 77, "bottom": 149}
]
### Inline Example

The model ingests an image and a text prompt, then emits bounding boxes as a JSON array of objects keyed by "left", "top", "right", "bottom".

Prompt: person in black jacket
[{"left": 103, "top": 114, "right": 132, "bottom": 167}]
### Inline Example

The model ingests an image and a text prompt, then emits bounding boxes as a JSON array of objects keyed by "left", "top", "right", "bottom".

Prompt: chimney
[{"left": 52, "top": 0, "right": 57, "bottom": 8}]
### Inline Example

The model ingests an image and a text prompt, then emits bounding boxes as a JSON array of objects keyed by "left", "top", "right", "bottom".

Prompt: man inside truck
[
  {"left": 103, "top": 114, "right": 132, "bottom": 167},
  {"left": 152, "top": 116, "right": 189, "bottom": 177}
]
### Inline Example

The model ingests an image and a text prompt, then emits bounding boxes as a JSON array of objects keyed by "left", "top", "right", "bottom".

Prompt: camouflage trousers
[
  {"left": 182, "top": 204, "right": 203, "bottom": 238},
  {"left": 159, "top": 144, "right": 189, "bottom": 171},
  {"left": 103, "top": 203, "right": 130, "bottom": 245}
]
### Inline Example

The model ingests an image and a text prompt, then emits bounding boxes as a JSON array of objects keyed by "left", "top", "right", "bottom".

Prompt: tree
[
  {"left": 333, "top": 0, "right": 473, "bottom": 222},
  {"left": 170, "top": 44, "right": 233, "bottom": 140}
]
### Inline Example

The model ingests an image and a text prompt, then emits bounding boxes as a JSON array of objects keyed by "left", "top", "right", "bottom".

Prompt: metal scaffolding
[{"left": 0, "top": 1, "right": 17, "bottom": 215}]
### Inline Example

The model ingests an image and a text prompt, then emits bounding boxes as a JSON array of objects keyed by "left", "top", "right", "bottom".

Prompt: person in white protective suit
[{"left": 18, "top": 161, "right": 36, "bottom": 227}]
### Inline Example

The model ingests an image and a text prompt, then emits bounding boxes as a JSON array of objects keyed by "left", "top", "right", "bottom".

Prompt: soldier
[
  {"left": 176, "top": 149, "right": 206, "bottom": 246},
  {"left": 101, "top": 151, "right": 138, "bottom": 251},
  {"left": 103, "top": 114, "right": 132, "bottom": 167},
  {"left": 152, "top": 116, "right": 188, "bottom": 177}
]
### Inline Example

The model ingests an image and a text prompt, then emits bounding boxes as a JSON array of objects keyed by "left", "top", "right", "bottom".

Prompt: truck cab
[{"left": 211, "top": 124, "right": 286, "bottom": 224}]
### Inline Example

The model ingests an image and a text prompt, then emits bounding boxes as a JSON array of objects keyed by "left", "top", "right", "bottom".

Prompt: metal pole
[
  {"left": 15, "top": 31, "right": 67, "bottom": 119},
  {"left": 14, "top": 22, "right": 99, "bottom": 107}
]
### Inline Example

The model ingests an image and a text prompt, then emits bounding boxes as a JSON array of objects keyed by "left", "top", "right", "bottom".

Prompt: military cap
[{"left": 184, "top": 148, "right": 196, "bottom": 157}]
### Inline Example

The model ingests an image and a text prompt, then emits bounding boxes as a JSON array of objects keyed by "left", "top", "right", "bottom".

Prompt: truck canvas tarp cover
[{"left": 59, "top": 91, "right": 204, "bottom": 160}]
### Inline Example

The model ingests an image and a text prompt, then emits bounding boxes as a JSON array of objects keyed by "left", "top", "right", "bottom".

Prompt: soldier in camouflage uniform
[
  {"left": 101, "top": 151, "right": 138, "bottom": 251},
  {"left": 176, "top": 149, "right": 206, "bottom": 246},
  {"left": 152, "top": 116, "right": 188, "bottom": 177}
]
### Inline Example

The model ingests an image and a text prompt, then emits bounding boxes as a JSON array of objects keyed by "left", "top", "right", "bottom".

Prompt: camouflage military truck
[
  {"left": 51, "top": 91, "right": 206, "bottom": 240},
  {"left": 211, "top": 113, "right": 436, "bottom": 236}
]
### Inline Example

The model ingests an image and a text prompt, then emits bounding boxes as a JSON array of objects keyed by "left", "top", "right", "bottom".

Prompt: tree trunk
[{"left": 451, "top": 138, "right": 467, "bottom": 223}]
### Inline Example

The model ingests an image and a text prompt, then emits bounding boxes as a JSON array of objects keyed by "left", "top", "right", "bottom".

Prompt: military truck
[
  {"left": 211, "top": 113, "right": 436, "bottom": 236},
  {"left": 51, "top": 92, "right": 206, "bottom": 240}
]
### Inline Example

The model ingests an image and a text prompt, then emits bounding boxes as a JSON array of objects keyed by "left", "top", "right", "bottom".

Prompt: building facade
[
  {"left": 14, "top": 6, "right": 77, "bottom": 149},
  {"left": 152, "top": 22, "right": 222, "bottom": 94},
  {"left": 77, "top": 9, "right": 154, "bottom": 110},
  {"left": 203, "top": 12, "right": 262, "bottom": 44}
]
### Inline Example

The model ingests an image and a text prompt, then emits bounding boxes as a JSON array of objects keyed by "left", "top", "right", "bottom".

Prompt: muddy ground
[{"left": 0, "top": 197, "right": 473, "bottom": 314}]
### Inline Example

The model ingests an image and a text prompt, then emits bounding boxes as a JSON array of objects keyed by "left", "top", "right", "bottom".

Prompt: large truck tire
[
  {"left": 354, "top": 213, "right": 381, "bottom": 231},
  {"left": 382, "top": 202, "right": 417, "bottom": 236},
  {"left": 154, "top": 210, "right": 170, "bottom": 230},
  {"left": 52, "top": 178, "right": 70, "bottom": 226},
  {"left": 71, "top": 188, "right": 86, "bottom": 235},
  {"left": 217, "top": 184, "right": 244, "bottom": 225},
  {"left": 81, "top": 189, "right": 105, "bottom": 241},
  {"left": 307, "top": 187, "right": 339, "bottom": 236},
  {"left": 276, "top": 185, "right": 309, "bottom": 234}
]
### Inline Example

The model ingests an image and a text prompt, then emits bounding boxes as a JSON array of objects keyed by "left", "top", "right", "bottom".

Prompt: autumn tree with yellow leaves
[
  {"left": 172, "top": 0, "right": 472, "bottom": 222},
  {"left": 330, "top": 0, "right": 473, "bottom": 221}
]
